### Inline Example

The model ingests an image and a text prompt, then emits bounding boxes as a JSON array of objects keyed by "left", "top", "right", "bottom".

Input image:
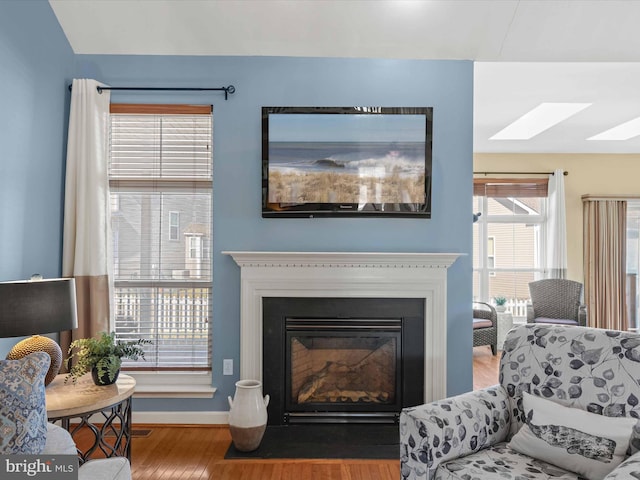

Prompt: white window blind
[{"left": 109, "top": 105, "right": 212, "bottom": 371}]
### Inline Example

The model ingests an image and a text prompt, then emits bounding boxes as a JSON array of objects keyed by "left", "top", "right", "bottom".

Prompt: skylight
[
  {"left": 587, "top": 117, "right": 640, "bottom": 141},
  {"left": 490, "top": 103, "right": 592, "bottom": 140}
]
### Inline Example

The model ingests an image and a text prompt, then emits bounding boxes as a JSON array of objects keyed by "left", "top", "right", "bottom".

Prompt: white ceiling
[{"left": 48, "top": 0, "right": 640, "bottom": 154}]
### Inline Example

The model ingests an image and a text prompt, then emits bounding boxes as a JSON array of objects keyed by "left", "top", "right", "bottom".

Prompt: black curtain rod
[
  {"left": 474, "top": 170, "right": 568, "bottom": 176},
  {"left": 68, "top": 84, "right": 236, "bottom": 100}
]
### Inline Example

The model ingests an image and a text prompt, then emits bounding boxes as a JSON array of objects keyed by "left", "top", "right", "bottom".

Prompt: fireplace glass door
[{"left": 285, "top": 318, "right": 401, "bottom": 421}]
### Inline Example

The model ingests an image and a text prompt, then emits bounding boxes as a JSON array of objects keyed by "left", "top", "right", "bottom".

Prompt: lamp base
[{"left": 7, "top": 335, "right": 62, "bottom": 386}]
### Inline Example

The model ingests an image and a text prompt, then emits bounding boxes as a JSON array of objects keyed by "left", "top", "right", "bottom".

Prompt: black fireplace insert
[{"left": 263, "top": 297, "right": 425, "bottom": 425}]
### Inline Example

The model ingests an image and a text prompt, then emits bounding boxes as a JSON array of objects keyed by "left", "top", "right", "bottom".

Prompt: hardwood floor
[
  {"left": 473, "top": 346, "right": 501, "bottom": 390},
  {"left": 77, "top": 425, "right": 399, "bottom": 480},
  {"left": 74, "top": 352, "right": 499, "bottom": 479},
  {"left": 131, "top": 425, "right": 400, "bottom": 480}
]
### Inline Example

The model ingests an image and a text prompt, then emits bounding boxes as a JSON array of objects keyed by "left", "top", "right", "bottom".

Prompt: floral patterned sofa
[{"left": 400, "top": 324, "right": 640, "bottom": 480}]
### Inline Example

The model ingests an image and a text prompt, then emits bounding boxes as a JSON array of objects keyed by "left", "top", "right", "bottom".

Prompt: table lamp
[{"left": 0, "top": 276, "right": 78, "bottom": 385}]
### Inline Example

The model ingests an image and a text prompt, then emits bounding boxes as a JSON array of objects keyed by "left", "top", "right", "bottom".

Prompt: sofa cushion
[
  {"left": 509, "top": 392, "right": 636, "bottom": 480},
  {"left": 79, "top": 458, "right": 131, "bottom": 480},
  {"left": 533, "top": 317, "right": 579, "bottom": 326},
  {"left": 473, "top": 318, "right": 493, "bottom": 329},
  {"left": 0, "top": 352, "right": 50, "bottom": 454},
  {"left": 435, "top": 442, "right": 583, "bottom": 480},
  {"left": 42, "top": 423, "right": 77, "bottom": 455}
]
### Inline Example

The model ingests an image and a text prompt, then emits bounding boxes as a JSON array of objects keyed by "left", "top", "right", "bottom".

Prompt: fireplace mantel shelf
[
  {"left": 224, "top": 251, "right": 463, "bottom": 403},
  {"left": 222, "top": 251, "right": 462, "bottom": 269}
]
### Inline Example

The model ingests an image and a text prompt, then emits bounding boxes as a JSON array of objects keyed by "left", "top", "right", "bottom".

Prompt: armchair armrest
[
  {"left": 578, "top": 304, "right": 587, "bottom": 326},
  {"left": 526, "top": 303, "right": 534, "bottom": 323},
  {"left": 400, "top": 385, "right": 510, "bottom": 480},
  {"left": 603, "top": 451, "right": 640, "bottom": 479},
  {"left": 472, "top": 302, "right": 497, "bottom": 327}
]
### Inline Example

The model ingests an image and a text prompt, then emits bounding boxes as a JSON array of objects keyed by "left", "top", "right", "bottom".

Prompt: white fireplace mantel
[{"left": 223, "top": 251, "right": 462, "bottom": 403}]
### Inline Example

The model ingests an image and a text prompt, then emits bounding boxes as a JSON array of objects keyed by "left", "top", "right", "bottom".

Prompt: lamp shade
[
  {"left": 0, "top": 277, "right": 78, "bottom": 386},
  {"left": 0, "top": 277, "right": 78, "bottom": 337}
]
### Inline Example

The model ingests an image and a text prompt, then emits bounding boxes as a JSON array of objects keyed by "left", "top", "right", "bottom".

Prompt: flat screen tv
[{"left": 262, "top": 106, "right": 433, "bottom": 218}]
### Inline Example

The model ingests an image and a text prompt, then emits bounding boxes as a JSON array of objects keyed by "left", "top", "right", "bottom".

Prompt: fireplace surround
[
  {"left": 224, "top": 251, "right": 462, "bottom": 405},
  {"left": 263, "top": 297, "right": 425, "bottom": 424}
]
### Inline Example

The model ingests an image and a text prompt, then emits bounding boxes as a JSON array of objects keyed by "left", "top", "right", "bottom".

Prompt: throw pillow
[
  {"left": 0, "top": 352, "right": 50, "bottom": 454},
  {"left": 509, "top": 392, "right": 637, "bottom": 480}
]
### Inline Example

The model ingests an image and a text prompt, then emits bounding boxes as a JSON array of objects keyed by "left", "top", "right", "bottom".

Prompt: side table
[
  {"left": 46, "top": 373, "right": 136, "bottom": 464},
  {"left": 497, "top": 312, "right": 514, "bottom": 351}
]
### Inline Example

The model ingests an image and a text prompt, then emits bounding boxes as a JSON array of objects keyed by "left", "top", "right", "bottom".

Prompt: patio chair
[
  {"left": 527, "top": 278, "right": 587, "bottom": 326},
  {"left": 473, "top": 301, "right": 497, "bottom": 355}
]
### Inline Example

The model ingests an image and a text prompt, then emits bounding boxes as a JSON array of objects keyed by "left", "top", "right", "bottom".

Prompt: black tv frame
[{"left": 261, "top": 106, "right": 433, "bottom": 218}]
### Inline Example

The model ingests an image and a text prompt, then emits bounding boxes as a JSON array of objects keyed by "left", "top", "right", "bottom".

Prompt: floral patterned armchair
[{"left": 400, "top": 324, "right": 640, "bottom": 479}]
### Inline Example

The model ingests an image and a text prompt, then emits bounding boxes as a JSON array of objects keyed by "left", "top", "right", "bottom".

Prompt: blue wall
[
  {"left": 0, "top": 0, "right": 74, "bottom": 351},
  {"left": 75, "top": 54, "right": 474, "bottom": 412},
  {"left": 0, "top": 0, "right": 473, "bottom": 413}
]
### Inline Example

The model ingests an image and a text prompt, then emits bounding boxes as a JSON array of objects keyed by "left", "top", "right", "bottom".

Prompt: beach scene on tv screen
[{"left": 268, "top": 113, "right": 427, "bottom": 205}]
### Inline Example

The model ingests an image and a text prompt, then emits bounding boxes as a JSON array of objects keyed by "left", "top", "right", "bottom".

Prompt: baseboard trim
[{"left": 132, "top": 411, "right": 229, "bottom": 425}]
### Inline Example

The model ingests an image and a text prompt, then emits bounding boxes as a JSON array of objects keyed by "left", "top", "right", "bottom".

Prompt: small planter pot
[
  {"left": 228, "top": 379, "right": 270, "bottom": 452},
  {"left": 91, "top": 366, "right": 120, "bottom": 386},
  {"left": 495, "top": 305, "right": 506, "bottom": 313}
]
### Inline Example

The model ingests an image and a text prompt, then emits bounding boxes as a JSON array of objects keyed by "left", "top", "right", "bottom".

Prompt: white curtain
[
  {"left": 61, "top": 79, "right": 112, "bottom": 355},
  {"left": 546, "top": 169, "right": 567, "bottom": 279}
]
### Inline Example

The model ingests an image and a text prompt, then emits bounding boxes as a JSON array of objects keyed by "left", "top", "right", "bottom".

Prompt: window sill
[
  {"left": 127, "top": 371, "right": 216, "bottom": 399},
  {"left": 134, "top": 385, "right": 216, "bottom": 398}
]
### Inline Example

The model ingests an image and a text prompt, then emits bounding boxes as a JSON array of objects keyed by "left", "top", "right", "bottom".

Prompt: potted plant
[
  {"left": 65, "top": 332, "right": 150, "bottom": 385},
  {"left": 494, "top": 296, "right": 507, "bottom": 312}
]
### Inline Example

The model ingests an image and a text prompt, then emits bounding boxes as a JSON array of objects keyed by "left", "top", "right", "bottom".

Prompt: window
[
  {"left": 487, "top": 236, "right": 496, "bottom": 275},
  {"left": 473, "top": 178, "right": 548, "bottom": 319},
  {"left": 109, "top": 104, "right": 212, "bottom": 373},
  {"left": 189, "top": 236, "right": 201, "bottom": 259},
  {"left": 169, "top": 211, "right": 180, "bottom": 241},
  {"left": 627, "top": 201, "right": 640, "bottom": 331}
]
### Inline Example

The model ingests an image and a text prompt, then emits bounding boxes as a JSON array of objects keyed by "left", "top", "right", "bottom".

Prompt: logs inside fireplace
[{"left": 263, "top": 297, "right": 425, "bottom": 425}]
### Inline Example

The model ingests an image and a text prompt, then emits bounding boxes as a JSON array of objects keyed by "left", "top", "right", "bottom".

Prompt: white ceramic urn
[{"left": 228, "top": 379, "right": 270, "bottom": 452}]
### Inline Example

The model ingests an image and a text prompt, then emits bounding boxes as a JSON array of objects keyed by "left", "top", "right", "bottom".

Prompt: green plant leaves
[{"left": 65, "top": 331, "right": 151, "bottom": 383}]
